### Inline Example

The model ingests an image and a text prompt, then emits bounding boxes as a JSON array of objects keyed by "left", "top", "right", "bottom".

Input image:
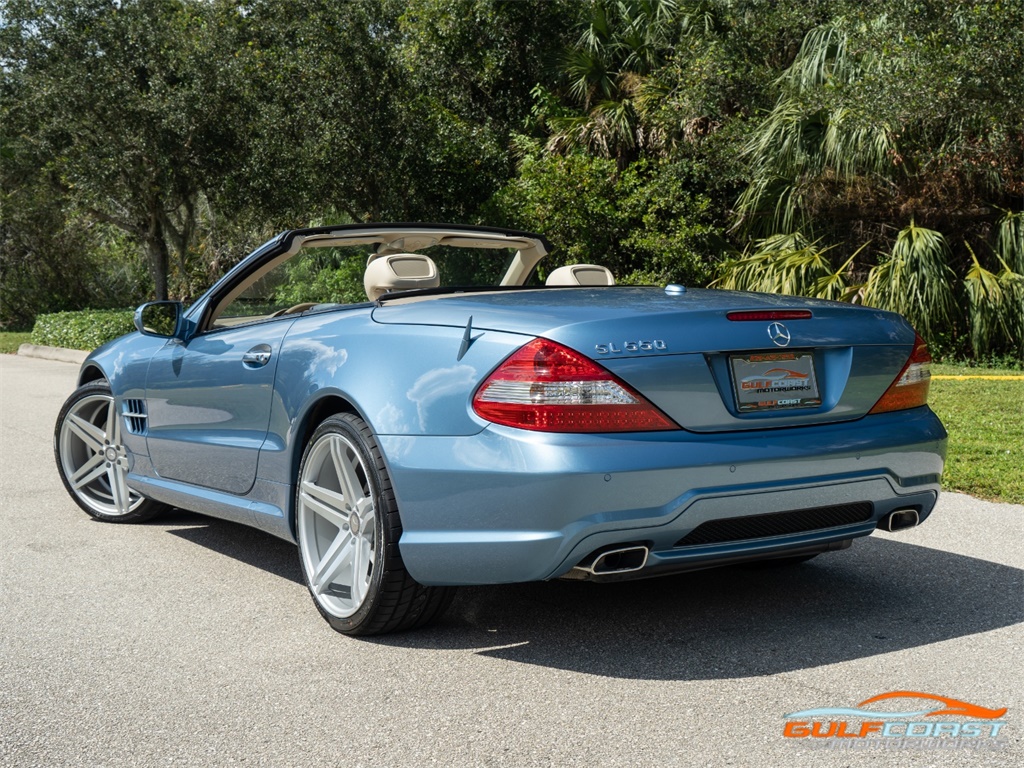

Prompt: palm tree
[
  {"left": 546, "top": 0, "right": 683, "bottom": 168},
  {"left": 735, "top": 23, "right": 895, "bottom": 236},
  {"left": 861, "top": 223, "right": 956, "bottom": 342}
]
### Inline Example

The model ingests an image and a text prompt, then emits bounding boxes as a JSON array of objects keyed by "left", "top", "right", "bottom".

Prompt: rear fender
[{"left": 254, "top": 312, "right": 530, "bottom": 489}]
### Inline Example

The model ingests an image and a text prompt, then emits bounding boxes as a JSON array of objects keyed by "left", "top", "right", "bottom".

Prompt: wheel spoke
[
  {"left": 313, "top": 531, "right": 354, "bottom": 594},
  {"left": 67, "top": 413, "right": 105, "bottom": 452},
  {"left": 300, "top": 483, "right": 350, "bottom": 530},
  {"left": 70, "top": 453, "right": 106, "bottom": 489},
  {"left": 350, "top": 537, "right": 366, "bottom": 604},
  {"left": 354, "top": 496, "right": 374, "bottom": 518},
  {"left": 106, "top": 398, "right": 121, "bottom": 445},
  {"left": 107, "top": 464, "right": 131, "bottom": 515},
  {"left": 361, "top": 511, "right": 375, "bottom": 542},
  {"left": 301, "top": 478, "right": 350, "bottom": 513},
  {"left": 330, "top": 438, "right": 363, "bottom": 505}
]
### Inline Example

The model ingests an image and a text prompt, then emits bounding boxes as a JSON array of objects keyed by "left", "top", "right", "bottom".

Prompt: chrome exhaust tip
[
  {"left": 574, "top": 545, "right": 649, "bottom": 576},
  {"left": 881, "top": 508, "right": 920, "bottom": 532}
]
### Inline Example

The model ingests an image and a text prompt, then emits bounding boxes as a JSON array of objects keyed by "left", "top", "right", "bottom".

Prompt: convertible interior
[{"left": 209, "top": 227, "right": 614, "bottom": 329}]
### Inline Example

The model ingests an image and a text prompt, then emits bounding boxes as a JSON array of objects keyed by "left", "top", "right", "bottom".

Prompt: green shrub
[
  {"left": 486, "top": 149, "right": 720, "bottom": 286},
  {"left": 30, "top": 309, "right": 135, "bottom": 351}
]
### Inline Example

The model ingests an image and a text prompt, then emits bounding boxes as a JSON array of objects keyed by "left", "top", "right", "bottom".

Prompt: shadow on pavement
[
  {"left": 384, "top": 537, "right": 1023, "bottom": 681},
  {"left": 152, "top": 509, "right": 1022, "bottom": 681},
  {"left": 156, "top": 509, "right": 303, "bottom": 584}
]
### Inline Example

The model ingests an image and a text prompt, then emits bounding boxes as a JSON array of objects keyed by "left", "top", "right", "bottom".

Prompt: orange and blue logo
[
  {"left": 783, "top": 691, "right": 1007, "bottom": 750},
  {"left": 740, "top": 368, "right": 809, "bottom": 391}
]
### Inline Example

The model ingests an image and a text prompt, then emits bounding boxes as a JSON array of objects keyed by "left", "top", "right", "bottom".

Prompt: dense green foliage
[
  {"left": 486, "top": 150, "right": 719, "bottom": 285},
  {"left": 2, "top": 0, "right": 1022, "bottom": 358},
  {"left": 30, "top": 309, "right": 135, "bottom": 350},
  {"left": 275, "top": 255, "right": 370, "bottom": 309}
]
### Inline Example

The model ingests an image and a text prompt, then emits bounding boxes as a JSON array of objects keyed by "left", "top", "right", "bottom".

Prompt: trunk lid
[{"left": 372, "top": 287, "right": 917, "bottom": 432}]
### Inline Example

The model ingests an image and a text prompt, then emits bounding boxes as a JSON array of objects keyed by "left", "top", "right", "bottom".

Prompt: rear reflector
[
  {"left": 473, "top": 338, "right": 678, "bottom": 433},
  {"left": 727, "top": 310, "right": 812, "bottom": 321},
  {"left": 869, "top": 333, "right": 932, "bottom": 414}
]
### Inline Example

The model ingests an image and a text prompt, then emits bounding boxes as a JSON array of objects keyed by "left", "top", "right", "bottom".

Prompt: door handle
[{"left": 242, "top": 344, "right": 273, "bottom": 368}]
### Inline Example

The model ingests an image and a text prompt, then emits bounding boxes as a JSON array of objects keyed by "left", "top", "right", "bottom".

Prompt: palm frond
[
  {"left": 546, "top": 99, "right": 641, "bottom": 160},
  {"left": 579, "top": 3, "right": 613, "bottom": 54},
  {"left": 734, "top": 23, "right": 895, "bottom": 235},
  {"left": 861, "top": 222, "right": 956, "bottom": 340},
  {"left": 995, "top": 208, "right": 1024, "bottom": 274},
  {"left": 545, "top": 115, "right": 599, "bottom": 156},
  {"left": 780, "top": 24, "right": 866, "bottom": 92},
  {"left": 821, "top": 108, "right": 893, "bottom": 179},
  {"left": 711, "top": 232, "right": 859, "bottom": 300},
  {"left": 963, "top": 243, "right": 1019, "bottom": 357},
  {"left": 813, "top": 242, "right": 869, "bottom": 301},
  {"left": 563, "top": 48, "right": 614, "bottom": 107},
  {"left": 554, "top": 0, "right": 681, "bottom": 163}
]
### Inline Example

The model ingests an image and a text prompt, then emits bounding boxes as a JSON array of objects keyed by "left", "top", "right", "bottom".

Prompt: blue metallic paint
[
  {"left": 145, "top": 320, "right": 296, "bottom": 494},
  {"left": 370, "top": 287, "right": 915, "bottom": 351}
]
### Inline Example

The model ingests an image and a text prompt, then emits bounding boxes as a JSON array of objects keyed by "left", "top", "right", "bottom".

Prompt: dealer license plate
[{"left": 729, "top": 351, "right": 821, "bottom": 412}]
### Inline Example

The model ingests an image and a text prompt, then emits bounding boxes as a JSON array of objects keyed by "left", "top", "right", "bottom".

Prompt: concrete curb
[{"left": 17, "top": 344, "right": 88, "bottom": 365}]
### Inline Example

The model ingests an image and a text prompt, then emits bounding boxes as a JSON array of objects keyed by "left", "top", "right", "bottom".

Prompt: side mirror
[{"left": 134, "top": 301, "right": 184, "bottom": 338}]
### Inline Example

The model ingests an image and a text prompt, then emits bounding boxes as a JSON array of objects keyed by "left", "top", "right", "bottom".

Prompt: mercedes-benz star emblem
[{"left": 767, "top": 322, "right": 791, "bottom": 347}]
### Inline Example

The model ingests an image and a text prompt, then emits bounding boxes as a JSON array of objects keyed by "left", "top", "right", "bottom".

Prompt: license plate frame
[{"left": 729, "top": 351, "right": 821, "bottom": 412}]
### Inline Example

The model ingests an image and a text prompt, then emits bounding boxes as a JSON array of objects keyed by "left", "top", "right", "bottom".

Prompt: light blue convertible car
[{"left": 54, "top": 223, "right": 947, "bottom": 635}]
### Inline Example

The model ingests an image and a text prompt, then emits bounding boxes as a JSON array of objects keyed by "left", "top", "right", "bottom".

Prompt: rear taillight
[
  {"left": 869, "top": 333, "right": 932, "bottom": 414},
  {"left": 472, "top": 338, "right": 678, "bottom": 433}
]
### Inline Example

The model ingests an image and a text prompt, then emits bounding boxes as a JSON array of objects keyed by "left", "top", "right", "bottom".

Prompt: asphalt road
[{"left": 1, "top": 354, "right": 1021, "bottom": 768}]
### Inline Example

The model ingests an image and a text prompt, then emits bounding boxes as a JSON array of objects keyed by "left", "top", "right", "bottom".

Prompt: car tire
[
  {"left": 54, "top": 381, "right": 168, "bottom": 522},
  {"left": 296, "top": 413, "right": 455, "bottom": 636}
]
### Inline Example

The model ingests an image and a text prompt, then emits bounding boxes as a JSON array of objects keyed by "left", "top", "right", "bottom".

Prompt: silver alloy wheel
[
  {"left": 297, "top": 432, "right": 377, "bottom": 619},
  {"left": 57, "top": 393, "right": 142, "bottom": 517}
]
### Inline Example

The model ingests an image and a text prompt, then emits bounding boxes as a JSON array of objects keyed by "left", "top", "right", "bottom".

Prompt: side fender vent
[{"left": 122, "top": 398, "right": 148, "bottom": 435}]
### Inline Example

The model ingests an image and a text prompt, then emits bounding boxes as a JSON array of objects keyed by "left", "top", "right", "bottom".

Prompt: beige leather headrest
[
  {"left": 364, "top": 254, "right": 440, "bottom": 301},
  {"left": 545, "top": 264, "right": 615, "bottom": 286}
]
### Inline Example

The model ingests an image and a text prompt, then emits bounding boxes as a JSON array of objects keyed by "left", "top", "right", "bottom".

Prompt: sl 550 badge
[{"left": 595, "top": 340, "right": 667, "bottom": 354}]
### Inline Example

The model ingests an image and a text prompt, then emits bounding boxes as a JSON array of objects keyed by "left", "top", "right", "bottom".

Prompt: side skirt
[{"left": 127, "top": 473, "right": 296, "bottom": 543}]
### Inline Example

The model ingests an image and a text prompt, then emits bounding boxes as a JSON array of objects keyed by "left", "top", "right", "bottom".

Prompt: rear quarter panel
[{"left": 254, "top": 310, "right": 528, "bottom": 485}]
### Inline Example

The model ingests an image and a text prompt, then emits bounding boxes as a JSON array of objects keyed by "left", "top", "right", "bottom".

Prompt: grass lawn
[
  {"left": 0, "top": 332, "right": 32, "bottom": 354},
  {"left": 930, "top": 363, "right": 1024, "bottom": 504}
]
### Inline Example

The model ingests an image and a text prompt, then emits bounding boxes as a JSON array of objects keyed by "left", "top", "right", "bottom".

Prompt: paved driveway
[{"left": 1, "top": 354, "right": 1021, "bottom": 767}]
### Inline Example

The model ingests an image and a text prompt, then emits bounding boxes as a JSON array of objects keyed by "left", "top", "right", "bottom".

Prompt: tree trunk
[{"left": 145, "top": 213, "right": 170, "bottom": 301}]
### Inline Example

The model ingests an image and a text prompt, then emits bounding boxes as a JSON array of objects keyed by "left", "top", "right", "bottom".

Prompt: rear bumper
[{"left": 379, "top": 407, "right": 946, "bottom": 586}]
